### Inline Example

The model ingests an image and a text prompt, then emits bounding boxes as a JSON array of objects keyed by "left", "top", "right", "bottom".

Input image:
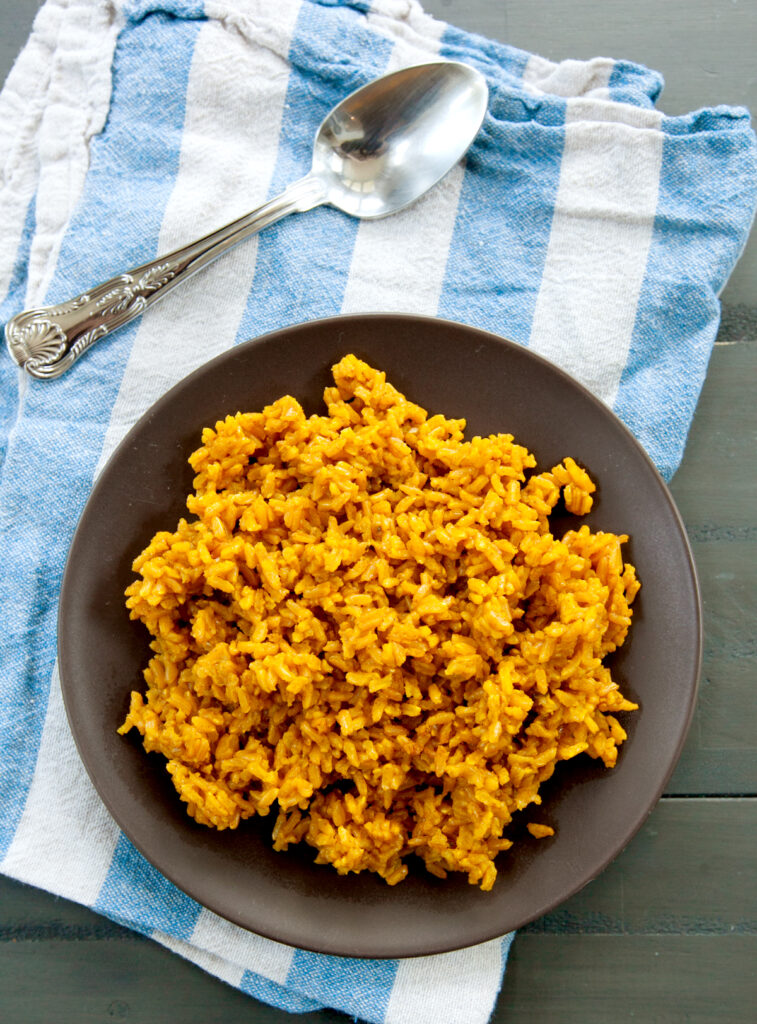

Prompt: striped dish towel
[{"left": 1, "top": 1, "right": 755, "bottom": 1021}]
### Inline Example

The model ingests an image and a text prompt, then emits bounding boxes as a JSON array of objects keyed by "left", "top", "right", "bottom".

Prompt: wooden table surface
[{"left": 2, "top": 1, "right": 755, "bottom": 1021}]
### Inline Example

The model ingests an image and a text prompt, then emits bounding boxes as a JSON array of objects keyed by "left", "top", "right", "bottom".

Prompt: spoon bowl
[
  {"left": 6, "top": 61, "right": 488, "bottom": 379},
  {"left": 314, "top": 61, "right": 488, "bottom": 218}
]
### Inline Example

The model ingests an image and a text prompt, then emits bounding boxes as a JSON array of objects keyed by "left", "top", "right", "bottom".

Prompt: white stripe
[
  {"left": 340, "top": 25, "right": 464, "bottom": 317},
  {"left": 384, "top": 937, "right": 504, "bottom": 1024},
  {"left": 522, "top": 53, "right": 614, "bottom": 99},
  {"left": 1, "top": 666, "right": 120, "bottom": 903},
  {"left": 0, "top": 5, "right": 51, "bottom": 307},
  {"left": 0, "top": 0, "right": 121, "bottom": 309},
  {"left": 203, "top": 0, "right": 301, "bottom": 60},
  {"left": 24, "top": 0, "right": 122, "bottom": 307},
  {"left": 95, "top": 0, "right": 302, "bottom": 473},
  {"left": 153, "top": 931, "right": 246, "bottom": 988},
  {"left": 190, "top": 908, "right": 295, "bottom": 984},
  {"left": 340, "top": 163, "right": 464, "bottom": 316},
  {"left": 566, "top": 97, "right": 663, "bottom": 130},
  {"left": 527, "top": 104, "right": 663, "bottom": 406}
]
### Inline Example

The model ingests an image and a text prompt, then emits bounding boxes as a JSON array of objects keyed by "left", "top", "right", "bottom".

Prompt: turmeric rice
[{"left": 119, "top": 354, "right": 640, "bottom": 891}]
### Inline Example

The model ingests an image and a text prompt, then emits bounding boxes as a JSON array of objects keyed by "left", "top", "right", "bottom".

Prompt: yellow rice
[{"left": 120, "top": 354, "right": 640, "bottom": 891}]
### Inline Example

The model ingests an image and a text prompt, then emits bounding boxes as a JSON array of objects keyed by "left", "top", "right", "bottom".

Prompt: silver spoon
[{"left": 6, "top": 61, "right": 488, "bottom": 380}]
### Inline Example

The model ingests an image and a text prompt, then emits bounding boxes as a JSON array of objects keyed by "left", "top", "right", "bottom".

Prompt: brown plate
[{"left": 58, "top": 314, "right": 701, "bottom": 958}]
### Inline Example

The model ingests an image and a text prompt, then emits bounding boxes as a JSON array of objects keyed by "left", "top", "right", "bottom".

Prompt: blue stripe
[
  {"left": 661, "top": 103, "right": 753, "bottom": 136},
  {"left": 437, "top": 34, "right": 566, "bottom": 343},
  {"left": 95, "top": 833, "right": 202, "bottom": 939},
  {"left": 233, "top": 1, "right": 393, "bottom": 346},
  {"left": 0, "top": 195, "right": 37, "bottom": 481},
  {"left": 0, "top": 9, "right": 202, "bottom": 861},
  {"left": 607, "top": 60, "right": 663, "bottom": 107},
  {"left": 239, "top": 971, "right": 322, "bottom": 1013},
  {"left": 437, "top": 21, "right": 530, "bottom": 87},
  {"left": 122, "top": 0, "right": 206, "bottom": 21},
  {"left": 288, "top": 949, "right": 398, "bottom": 1021},
  {"left": 311, "top": 0, "right": 371, "bottom": 10},
  {"left": 613, "top": 109, "right": 757, "bottom": 480}
]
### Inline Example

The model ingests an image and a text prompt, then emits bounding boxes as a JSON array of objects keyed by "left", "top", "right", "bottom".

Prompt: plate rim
[{"left": 57, "top": 312, "right": 702, "bottom": 958}]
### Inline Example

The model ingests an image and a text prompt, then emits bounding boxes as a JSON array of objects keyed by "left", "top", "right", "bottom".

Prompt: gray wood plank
[
  {"left": 528, "top": 797, "right": 757, "bottom": 935},
  {"left": 495, "top": 935, "right": 757, "bottom": 1023},
  {"left": 670, "top": 312, "right": 757, "bottom": 531},
  {"left": 1, "top": 799, "right": 755, "bottom": 1020},
  {"left": 667, "top": 541, "right": 757, "bottom": 794},
  {"left": 666, "top": 320, "right": 757, "bottom": 794},
  {"left": 507, "top": 0, "right": 757, "bottom": 117},
  {"left": 0, "top": 0, "right": 43, "bottom": 87},
  {"left": 0, "top": 938, "right": 348, "bottom": 1024},
  {"left": 1, "top": 934, "right": 754, "bottom": 1024},
  {"left": 0, "top": 876, "right": 120, "bottom": 940}
]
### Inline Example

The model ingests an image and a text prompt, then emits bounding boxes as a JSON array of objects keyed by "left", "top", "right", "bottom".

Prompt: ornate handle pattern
[
  {"left": 5, "top": 175, "right": 326, "bottom": 380},
  {"left": 6, "top": 263, "right": 178, "bottom": 379}
]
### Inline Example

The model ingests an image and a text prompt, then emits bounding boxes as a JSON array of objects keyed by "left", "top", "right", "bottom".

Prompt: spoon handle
[{"left": 5, "top": 174, "right": 326, "bottom": 380}]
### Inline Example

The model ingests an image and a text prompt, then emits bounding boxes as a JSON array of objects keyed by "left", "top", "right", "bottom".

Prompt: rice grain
[{"left": 119, "top": 355, "right": 639, "bottom": 890}]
